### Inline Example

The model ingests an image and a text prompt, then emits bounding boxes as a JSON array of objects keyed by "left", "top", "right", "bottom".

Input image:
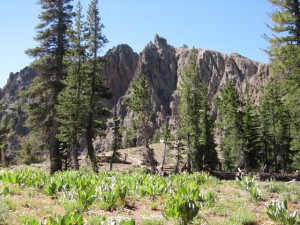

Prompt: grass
[
  {"left": 0, "top": 145, "right": 299, "bottom": 225},
  {"left": 0, "top": 174, "right": 299, "bottom": 225}
]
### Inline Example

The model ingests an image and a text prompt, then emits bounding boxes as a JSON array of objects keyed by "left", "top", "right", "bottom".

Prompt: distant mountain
[{"left": 0, "top": 35, "right": 269, "bottom": 155}]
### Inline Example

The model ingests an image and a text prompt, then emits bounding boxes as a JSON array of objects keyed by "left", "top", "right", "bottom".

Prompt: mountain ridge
[{"left": 0, "top": 35, "right": 269, "bottom": 154}]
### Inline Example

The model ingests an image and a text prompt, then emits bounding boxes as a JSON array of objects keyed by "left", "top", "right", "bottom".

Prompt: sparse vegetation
[{"left": 0, "top": 163, "right": 299, "bottom": 224}]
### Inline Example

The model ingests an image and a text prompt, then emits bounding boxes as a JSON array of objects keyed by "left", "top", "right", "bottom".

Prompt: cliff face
[
  {"left": 0, "top": 35, "right": 269, "bottom": 152},
  {"left": 0, "top": 67, "right": 38, "bottom": 137},
  {"left": 104, "top": 44, "right": 139, "bottom": 108},
  {"left": 100, "top": 35, "right": 269, "bottom": 150}
]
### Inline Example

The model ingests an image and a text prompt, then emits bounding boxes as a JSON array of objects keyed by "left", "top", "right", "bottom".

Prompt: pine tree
[
  {"left": 110, "top": 109, "right": 122, "bottom": 170},
  {"left": 56, "top": 1, "right": 86, "bottom": 170},
  {"left": 200, "top": 96, "right": 220, "bottom": 169},
  {"left": 125, "top": 74, "right": 157, "bottom": 173},
  {"left": 23, "top": 0, "right": 74, "bottom": 174},
  {"left": 178, "top": 48, "right": 204, "bottom": 172},
  {"left": 161, "top": 117, "right": 171, "bottom": 168},
  {"left": 0, "top": 114, "right": 15, "bottom": 167},
  {"left": 216, "top": 79, "right": 242, "bottom": 171},
  {"left": 241, "top": 95, "right": 261, "bottom": 171},
  {"left": 259, "top": 81, "right": 293, "bottom": 172},
  {"left": 84, "top": 0, "right": 112, "bottom": 172},
  {"left": 266, "top": 0, "right": 300, "bottom": 170}
]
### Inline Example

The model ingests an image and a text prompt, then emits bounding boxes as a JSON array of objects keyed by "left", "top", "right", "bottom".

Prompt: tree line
[{"left": 0, "top": 0, "right": 299, "bottom": 174}]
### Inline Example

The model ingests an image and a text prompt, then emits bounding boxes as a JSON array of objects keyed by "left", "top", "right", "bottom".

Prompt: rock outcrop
[
  {"left": 0, "top": 67, "right": 38, "bottom": 137},
  {"left": 0, "top": 35, "right": 269, "bottom": 153},
  {"left": 104, "top": 44, "right": 138, "bottom": 108},
  {"left": 100, "top": 35, "right": 269, "bottom": 150}
]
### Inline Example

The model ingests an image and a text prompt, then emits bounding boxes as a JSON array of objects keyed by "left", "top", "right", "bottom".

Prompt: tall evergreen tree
[
  {"left": 241, "top": 95, "right": 261, "bottom": 171},
  {"left": 0, "top": 114, "right": 15, "bottom": 166},
  {"left": 23, "top": 0, "right": 74, "bottom": 174},
  {"left": 56, "top": 1, "right": 86, "bottom": 170},
  {"left": 110, "top": 109, "right": 122, "bottom": 170},
  {"left": 216, "top": 79, "right": 243, "bottom": 171},
  {"left": 200, "top": 96, "right": 220, "bottom": 169},
  {"left": 259, "top": 81, "right": 293, "bottom": 172},
  {"left": 179, "top": 48, "right": 218, "bottom": 171},
  {"left": 178, "top": 48, "right": 203, "bottom": 172},
  {"left": 84, "top": 0, "right": 112, "bottom": 172},
  {"left": 265, "top": 0, "right": 300, "bottom": 170},
  {"left": 125, "top": 74, "right": 157, "bottom": 173},
  {"left": 161, "top": 117, "right": 171, "bottom": 168}
]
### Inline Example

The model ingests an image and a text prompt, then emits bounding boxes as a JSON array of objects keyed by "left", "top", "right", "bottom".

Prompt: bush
[{"left": 266, "top": 200, "right": 299, "bottom": 225}]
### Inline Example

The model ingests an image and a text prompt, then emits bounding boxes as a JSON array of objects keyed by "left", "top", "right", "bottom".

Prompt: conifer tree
[
  {"left": 0, "top": 114, "right": 15, "bottom": 166},
  {"left": 23, "top": 0, "right": 74, "bottom": 174},
  {"left": 161, "top": 117, "right": 171, "bottom": 168},
  {"left": 179, "top": 48, "right": 218, "bottom": 171},
  {"left": 200, "top": 96, "right": 219, "bottom": 169},
  {"left": 56, "top": 1, "right": 86, "bottom": 170},
  {"left": 259, "top": 81, "right": 293, "bottom": 172},
  {"left": 178, "top": 48, "right": 203, "bottom": 172},
  {"left": 216, "top": 79, "right": 242, "bottom": 171},
  {"left": 125, "top": 74, "right": 157, "bottom": 173},
  {"left": 266, "top": 0, "right": 300, "bottom": 170},
  {"left": 241, "top": 95, "right": 261, "bottom": 171},
  {"left": 84, "top": 0, "right": 112, "bottom": 172},
  {"left": 110, "top": 109, "right": 122, "bottom": 170}
]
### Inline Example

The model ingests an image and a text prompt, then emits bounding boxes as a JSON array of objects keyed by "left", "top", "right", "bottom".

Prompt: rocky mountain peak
[
  {"left": 0, "top": 35, "right": 270, "bottom": 152},
  {"left": 154, "top": 34, "right": 169, "bottom": 49}
]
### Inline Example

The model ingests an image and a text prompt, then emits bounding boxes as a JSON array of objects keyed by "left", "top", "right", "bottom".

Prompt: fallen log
[
  {"left": 256, "top": 173, "right": 300, "bottom": 182},
  {"left": 209, "top": 170, "right": 242, "bottom": 180},
  {"left": 203, "top": 164, "right": 244, "bottom": 180}
]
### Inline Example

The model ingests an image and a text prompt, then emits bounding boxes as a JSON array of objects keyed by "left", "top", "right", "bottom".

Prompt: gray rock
[{"left": 1, "top": 35, "right": 269, "bottom": 154}]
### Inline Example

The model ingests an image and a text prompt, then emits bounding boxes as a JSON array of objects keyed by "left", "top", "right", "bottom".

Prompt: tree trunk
[
  {"left": 187, "top": 132, "right": 192, "bottom": 172},
  {"left": 263, "top": 133, "right": 270, "bottom": 173},
  {"left": 86, "top": 114, "right": 98, "bottom": 173},
  {"left": 71, "top": 139, "right": 79, "bottom": 170},
  {"left": 162, "top": 140, "right": 167, "bottom": 168},
  {"left": 48, "top": 120, "right": 62, "bottom": 175},
  {"left": 110, "top": 129, "right": 117, "bottom": 171}
]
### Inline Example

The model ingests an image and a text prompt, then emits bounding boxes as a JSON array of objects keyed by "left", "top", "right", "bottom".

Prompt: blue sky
[{"left": 0, "top": 0, "right": 273, "bottom": 88}]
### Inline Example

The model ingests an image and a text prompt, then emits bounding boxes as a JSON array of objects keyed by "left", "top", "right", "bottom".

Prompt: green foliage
[
  {"left": 259, "top": 80, "right": 293, "bottom": 172},
  {"left": 152, "top": 129, "right": 161, "bottom": 144},
  {"left": 0, "top": 114, "right": 15, "bottom": 166},
  {"left": 17, "top": 131, "right": 48, "bottom": 165},
  {"left": 264, "top": 0, "right": 300, "bottom": 171},
  {"left": 238, "top": 176, "right": 262, "bottom": 201},
  {"left": 110, "top": 110, "right": 123, "bottom": 170},
  {"left": 241, "top": 96, "right": 261, "bottom": 171},
  {"left": 0, "top": 168, "right": 217, "bottom": 223},
  {"left": 163, "top": 185, "right": 200, "bottom": 225},
  {"left": 56, "top": 1, "right": 87, "bottom": 171},
  {"left": 18, "top": 215, "right": 41, "bottom": 225},
  {"left": 266, "top": 200, "right": 299, "bottom": 225},
  {"left": 23, "top": 0, "right": 74, "bottom": 174},
  {"left": 141, "top": 216, "right": 164, "bottom": 225},
  {"left": 0, "top": 196, "right": 9, "bottom": 221},
  {"left": 178, "top": 48, "right": 218, "bottom": 171},
  {"left": 216, "top": 79, "right": 242, "bottom": 171},
  {"left": 83, "top": 0, "right": 112, "bottom": 173},
  {"left": 98, "top": 185, "right": 128, "bottom": 210},
  {"left": 125, "top": 74, "right": 157, "bottom": 172},
  {"left": 44, "top": 212, "right": 83, "bottom": 225},
  {"left": 1, "top": 185, "right": 10, "bottom": 196},
  {"left": 101, "top": 217, "right": 135, "bottom": 225}
]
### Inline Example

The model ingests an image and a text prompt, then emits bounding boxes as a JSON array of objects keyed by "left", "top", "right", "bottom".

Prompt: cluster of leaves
[
  {"left": 164, "top": 183, "right": 216, "bottom": 225},
  {"left": 238, "top": 176, "right": 262, "bottom": 201},
  {"left": 266, "top": 200, "right": 299, "bottom": 225},
  {"left": 0, "top": 169, "right": 216, "bottom": 224}
]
